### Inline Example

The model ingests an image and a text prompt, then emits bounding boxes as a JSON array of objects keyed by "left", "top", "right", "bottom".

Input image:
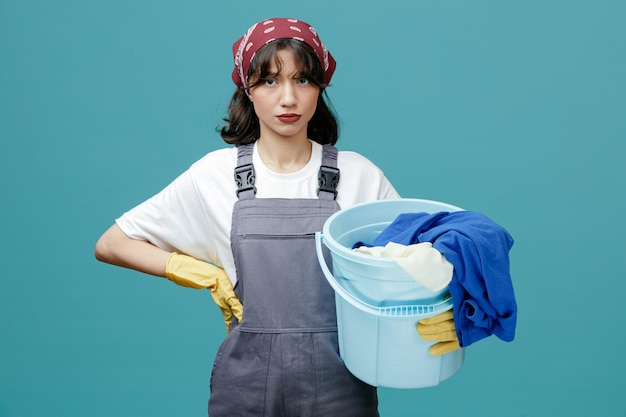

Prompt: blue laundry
[{"left": 354, "top": 211, "right": 516, "bottom": 348}]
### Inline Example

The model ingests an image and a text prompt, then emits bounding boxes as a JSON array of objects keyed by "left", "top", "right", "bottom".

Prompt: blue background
[{"left": 1, "top": 1, "right": 625, "bottom": 416}]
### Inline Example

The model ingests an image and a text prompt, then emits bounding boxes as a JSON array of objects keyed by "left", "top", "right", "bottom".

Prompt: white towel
[{"left": 354, "top": 242, "right": 453, "bottom": 292}]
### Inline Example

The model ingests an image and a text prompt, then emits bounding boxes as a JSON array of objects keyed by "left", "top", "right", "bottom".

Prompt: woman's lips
[{"left": 277, "top": 114, "right": 301, "bottom": 123}]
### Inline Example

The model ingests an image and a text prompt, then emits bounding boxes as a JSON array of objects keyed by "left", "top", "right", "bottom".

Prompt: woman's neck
[{"left": 256, "top": 136, "right": 312, "bottom": 174}]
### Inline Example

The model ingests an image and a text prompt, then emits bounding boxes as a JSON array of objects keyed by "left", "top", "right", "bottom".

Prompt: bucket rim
[{"left": 321, "top": 198, "right": 464, "bottom": 263}]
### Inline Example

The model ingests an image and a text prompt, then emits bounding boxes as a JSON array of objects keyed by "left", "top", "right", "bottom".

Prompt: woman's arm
[
  {"left": 94, "top": 223, "right": 170, "bottom": 277},
  {"left": 95, "top": 223, "right": 243, "bottom": 332}
]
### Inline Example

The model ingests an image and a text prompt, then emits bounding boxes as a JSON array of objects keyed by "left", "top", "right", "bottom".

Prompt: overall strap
[
  {"left": 317, "top": 144, "right": 340, "bottom": 200},
  {"left": 234, "top": 143, "right": 256, "bottom": 200},
  {"left": 234, "top": 143, "right": 340, "bottom": 200}
]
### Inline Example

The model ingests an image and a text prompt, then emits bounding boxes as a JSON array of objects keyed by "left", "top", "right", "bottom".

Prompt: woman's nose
[{"left": 279, "top": 81, "right": 297, "bottom": 106}]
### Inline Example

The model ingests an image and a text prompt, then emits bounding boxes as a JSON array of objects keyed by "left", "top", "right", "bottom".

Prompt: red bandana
[{"left": 231, "top": 18, "right": 336, "bottom": 89}]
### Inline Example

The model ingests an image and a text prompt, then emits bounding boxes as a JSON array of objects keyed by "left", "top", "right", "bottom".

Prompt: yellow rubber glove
[
  {"left": 416, "top": 310, "right": 461, "bottom": 356},
  {"left": 165, "top": 253, "right": 243, "bottom": 333}
]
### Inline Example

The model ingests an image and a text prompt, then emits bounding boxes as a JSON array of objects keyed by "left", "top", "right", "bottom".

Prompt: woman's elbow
[
  {"left": 94, "top": 237, "right": 109, "bottom": 263},
  {"left": 94, "top": 224, "right": 124, "bottom": 264}
]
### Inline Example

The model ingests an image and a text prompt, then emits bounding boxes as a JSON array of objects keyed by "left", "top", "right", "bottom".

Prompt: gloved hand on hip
[
  {"left": 416, "top": 310, "right": 460, "bottom": 355},
  {"left": 165, "top": 253, "right": 243, "bottom": 333}
]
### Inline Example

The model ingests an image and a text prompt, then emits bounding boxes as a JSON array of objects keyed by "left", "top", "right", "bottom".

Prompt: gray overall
[{"left": 208, "top": 143, "right": 379, "bottom": 416}]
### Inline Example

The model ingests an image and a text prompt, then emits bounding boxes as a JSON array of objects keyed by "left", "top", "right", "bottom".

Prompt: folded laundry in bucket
[
  {"left": 353, "top": 241, "right": 453, "bottom": 292},
  {"left": 353, "top": 210, "right": 516, "bottom": 348}
]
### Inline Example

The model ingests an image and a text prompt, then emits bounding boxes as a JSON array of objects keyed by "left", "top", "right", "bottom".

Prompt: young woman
[{"left": 95, "top": 17, "right": 457, "bottom": 416}]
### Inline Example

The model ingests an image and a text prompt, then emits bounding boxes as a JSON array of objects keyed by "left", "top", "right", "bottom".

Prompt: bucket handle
[{"left": 315, "top": 232, "right": 452, "bottom": 317}]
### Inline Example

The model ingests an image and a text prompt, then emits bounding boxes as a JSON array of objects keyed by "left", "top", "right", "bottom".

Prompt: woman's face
[{"left": 248, "top": 49, "right": 320, "bottom": 142}]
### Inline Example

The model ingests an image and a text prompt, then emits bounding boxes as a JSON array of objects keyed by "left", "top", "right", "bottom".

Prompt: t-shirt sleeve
[
  {"left": 336, "top": 151, "right": 401, "bottom": 208},
  {"left": 115, "top": 167, "right": 220, "bottom": 263}
]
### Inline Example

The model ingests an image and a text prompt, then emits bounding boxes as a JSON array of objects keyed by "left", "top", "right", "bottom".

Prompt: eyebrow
[{"left": 261, "top": 71, "right": 308, "bottom": 80}]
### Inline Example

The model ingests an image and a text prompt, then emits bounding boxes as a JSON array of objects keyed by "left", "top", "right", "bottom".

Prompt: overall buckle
[
  {"left": 234, "top": 163, "right": 256, "bottom": 197},
  {"left": 317, "top": 165, "right": 340, "bottom": 199}
]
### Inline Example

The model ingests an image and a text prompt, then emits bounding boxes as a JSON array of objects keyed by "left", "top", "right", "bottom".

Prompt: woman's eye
[
  {"left": 297, "top": 78, "right": 310, "bottom": 85},
  {"left": 264, "top": 79, "right": 276, "bottom": 86}
]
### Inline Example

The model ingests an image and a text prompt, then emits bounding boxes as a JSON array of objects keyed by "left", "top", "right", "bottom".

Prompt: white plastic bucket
[{"left": 315, "top": 198, "right": 465, "bottom": 388}]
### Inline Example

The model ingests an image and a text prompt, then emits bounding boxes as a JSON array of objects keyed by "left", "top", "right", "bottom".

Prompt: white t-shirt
[{"left": 116, "top": 140, "right": 400, "bottom": 284}]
